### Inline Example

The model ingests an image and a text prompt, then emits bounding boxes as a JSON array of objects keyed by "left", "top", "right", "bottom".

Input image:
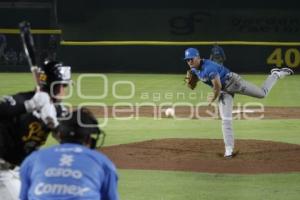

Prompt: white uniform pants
[{"left": 0, "top": 168, "right": 21, "bottom": 200}]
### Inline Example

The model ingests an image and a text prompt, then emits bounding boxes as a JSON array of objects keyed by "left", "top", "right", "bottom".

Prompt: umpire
[
  {"left": 0, "top": 60, "right": 72, "bottom": 200},
  {"left": 19, "top": 107, "right": 119, "bottom": 200}
]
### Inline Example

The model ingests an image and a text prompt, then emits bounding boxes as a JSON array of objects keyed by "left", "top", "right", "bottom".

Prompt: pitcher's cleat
[
  {"left": 271, "top": 67, "right": 294, "bottom": 79},
  {"left": 224, "top": 150, "right": 239, "bottom": 159}
]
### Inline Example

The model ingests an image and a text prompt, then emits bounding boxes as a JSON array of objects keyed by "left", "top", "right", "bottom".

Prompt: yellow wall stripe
[
  {"left": 60, "top": 40, "right": 300, "bottom": 46},
  {"left": 0, "top": 28, "right": 62, "bottom": 34},
  {"left": 0, "top": 29, "right": 298, "bottom": 47}
]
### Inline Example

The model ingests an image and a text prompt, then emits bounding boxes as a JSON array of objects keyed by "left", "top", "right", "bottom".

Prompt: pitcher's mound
[{"left": 101, "top": 139, "right": 300, "bottom": 174}]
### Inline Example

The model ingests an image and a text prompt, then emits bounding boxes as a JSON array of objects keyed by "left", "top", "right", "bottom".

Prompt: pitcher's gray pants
[{"left": 218, "top": 73, "right": 279, "bottom": 153}]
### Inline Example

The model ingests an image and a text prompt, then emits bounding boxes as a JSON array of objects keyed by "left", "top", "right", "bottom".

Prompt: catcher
[
  {"left": 0, "top": 60, "right": 71, "bottom": 199},
  {"left": 183, "top": 47, "right": 293, "bottom": 158}
]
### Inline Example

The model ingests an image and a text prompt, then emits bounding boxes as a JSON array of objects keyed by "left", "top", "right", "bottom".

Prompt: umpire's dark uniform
[{"left": 0, "top": 91, "right": 65, "bottom": 166}]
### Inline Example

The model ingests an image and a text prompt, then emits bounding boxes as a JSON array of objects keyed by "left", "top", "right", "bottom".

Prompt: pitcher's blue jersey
[
  {"left": 191, "top": 59, "right": 231, "bottom": 87},
  {"left": 19, "top": 143, "right": 119, "bottom": 200}
]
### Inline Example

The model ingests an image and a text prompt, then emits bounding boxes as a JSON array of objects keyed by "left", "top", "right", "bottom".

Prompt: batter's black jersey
[{"left": 0, "top": 91, "right": 67, "bottom": 166}]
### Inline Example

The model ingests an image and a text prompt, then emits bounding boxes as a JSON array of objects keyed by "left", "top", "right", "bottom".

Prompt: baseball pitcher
[
  {"left": 184, "top": 47, "right": 293, "bottom": 158},
  {"left": 0, "top": 60, "right": 71, "bottom": 199}
]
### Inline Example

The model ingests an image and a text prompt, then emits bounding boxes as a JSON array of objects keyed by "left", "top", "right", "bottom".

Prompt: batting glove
[
  {"left": 40, "top": 103, "right": 59, "bottom": 129},
  {"left": 24, "top": 91, "right": 51, "bottom": 112}
]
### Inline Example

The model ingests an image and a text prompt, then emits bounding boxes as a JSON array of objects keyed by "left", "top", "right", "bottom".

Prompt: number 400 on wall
[{"left": 267, "top": 48, "right": 300, "bottom": 68}]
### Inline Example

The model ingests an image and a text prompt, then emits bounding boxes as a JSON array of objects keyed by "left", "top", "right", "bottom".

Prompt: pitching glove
[
  {"left": 184, "top": 70, "right": 199, "bottom": 90},
  {"left": 24, "top": 91, "right": 51, "bottom": 112}
]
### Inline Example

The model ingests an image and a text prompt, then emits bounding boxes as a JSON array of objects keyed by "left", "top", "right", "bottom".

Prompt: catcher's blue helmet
[{"left": 184, "top": 48, "right": 200, "bottom": 60}]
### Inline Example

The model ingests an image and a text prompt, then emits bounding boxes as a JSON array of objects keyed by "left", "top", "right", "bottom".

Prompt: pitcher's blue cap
[{"left": 184, "top": 48, "right": 200, "bottom": 60}]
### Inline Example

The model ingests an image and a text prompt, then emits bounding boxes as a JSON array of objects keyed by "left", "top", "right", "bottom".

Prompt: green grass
[
  {"left": 119, "top": 170, "right": 300, "bottom": 200},
  {"left": 45, "top": 118, "right": 300, "bottom": 147},
  {"left": 100, "top": 118, "right": 300, "bottom": 146},
  {"left": 1, "top": 72, "right": 300, "bottom": 200},
  {"left": 73, "top": 73, "right": 300, "bottom": 106},
  {"left": 1, "top": 73, "right": 300, "bottom": 106}
]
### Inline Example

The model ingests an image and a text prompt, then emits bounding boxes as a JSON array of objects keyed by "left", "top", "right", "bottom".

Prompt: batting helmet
[
  {"left": 39, "top": 60, "right": 71, "bottom": 93},
  {"left": 184, "top": 48, "right": 200, "bottom": 60},
  {"left": 57, "top": 107, "right": 104, "bottom": 149},
  {"left": 210, "top": 45, "right": 226, "bottom": 64}
]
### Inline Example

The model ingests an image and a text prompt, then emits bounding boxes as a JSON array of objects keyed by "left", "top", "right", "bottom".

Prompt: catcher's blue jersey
[
  {"left": 19, "top": 143, "right": 119, "bottom": 200},
  {"left": 191, "top": 59, "right": 230, "bottom": 87}
]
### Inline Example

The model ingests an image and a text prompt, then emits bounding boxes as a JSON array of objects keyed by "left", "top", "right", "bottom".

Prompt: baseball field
[{"left": 1, "top": 72, "right": 300, "bottom": 200}]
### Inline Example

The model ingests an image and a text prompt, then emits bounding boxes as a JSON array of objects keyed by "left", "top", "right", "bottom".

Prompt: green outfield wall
[
  {"left": 57, "top": 44, "right": 300, "bottom": 73},
  {"left": 0, "top": 0, "right": 299, "bottom": 73}
]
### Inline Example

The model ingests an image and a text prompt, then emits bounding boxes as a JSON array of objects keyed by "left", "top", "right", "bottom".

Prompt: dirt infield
[
  {"left": 94, "top": 106, "right": 300, "bottom": 174},
  {"left": 101, "top": 139, "right": 300, "bottom": 174}
]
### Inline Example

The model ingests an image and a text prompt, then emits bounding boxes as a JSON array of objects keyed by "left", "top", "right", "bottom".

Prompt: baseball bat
[
  {"left": 19, "top": 21, "right": 40, "bottom": 90},
  {"left": 19, "top": 22, "right": 59, "bottom": 129}
]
